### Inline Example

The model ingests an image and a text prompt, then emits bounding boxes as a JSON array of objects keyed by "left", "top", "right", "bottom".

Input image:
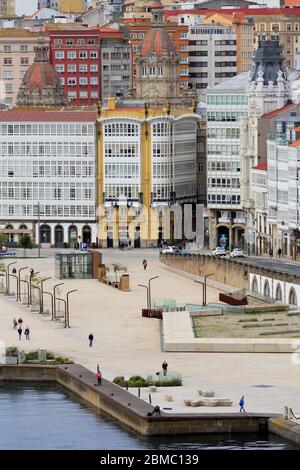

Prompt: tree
[
  {"left": 19, "top": 234, "right": 33, "bottom": 258},
  {"left": 112, "top": 263, "right": 121, "bottom": 282},
  {"left": 0, "top": 232, "right": 7, "bottom": 249}
]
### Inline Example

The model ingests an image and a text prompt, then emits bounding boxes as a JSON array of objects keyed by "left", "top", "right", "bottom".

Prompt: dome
[
  {"left": 17, "top": 38, "right": 65, "bottom": 107},
  {"left": 141, "top": 28, "right": 177, "bottom": 58},
  {"left": 22, "top": 62, "right": 63, "bottom": 97}
]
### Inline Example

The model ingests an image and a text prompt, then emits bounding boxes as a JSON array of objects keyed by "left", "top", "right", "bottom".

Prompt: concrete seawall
[
  {"left": 0, "top": 364, "right": 279, "bottom": 436},
  {"left": 269, "top": 418, "right": 300, "bottom": 445}
]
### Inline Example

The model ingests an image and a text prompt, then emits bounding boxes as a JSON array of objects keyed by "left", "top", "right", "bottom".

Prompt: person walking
[
  {"left": 17, "top": 327, "right": 22, "bottom": 340},
  {"left": 24, "top": 327, "right": 30, "bottom": 340},
  {"left": 142, "top": 259, "right": 148, "bottom": 271},
  {"left": 13, "top": 318, "right": 17, "bottom": 330},
  {"left": 17, "top": 317, "right": 23, "bottom": 327},
  {"left": 88, "top": 333, "right": 94, "bottom": 347},
  {"left": 239, "top": 395, "right": 246, "bottom": 413},
  {"left": 96, "top": 369, "right": 102, "bottom": 386},
  {"left": 278, "top": 248, "right": 282, "bottom": 258},
  {"left": 269, "top": 247, "right": 273, "bottom": 259},
  {"left": 162, "top": 360, "right": 168, "bottom": 376}
]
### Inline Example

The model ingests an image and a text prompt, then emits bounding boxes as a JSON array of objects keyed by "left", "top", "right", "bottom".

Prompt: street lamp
[
  {"left": 53, "top": 283, "right": 64, "bottom": 320},
  {"left": 18, "top": 266, "right": 28, "bottom": 301},
  {"left": 138, "top": 284, "right": 149, "bottom": 309},
  {"left": 194, "top": 272, "right": 215, "bottom": 306},
  {"left": 29, "top": 271, "right": 39, "bottom": 305},
  {"left": 6, "top": 261, "right": 17, "bottom": 296},
  {"left": 65, "top": 289, "right": 77, "bottom": 328},
  {"left": 40, "top": 277, "right": 51, "bottom": 314},
  {"left": 148, "top": 276, "right": 159, "bottom": 310}
]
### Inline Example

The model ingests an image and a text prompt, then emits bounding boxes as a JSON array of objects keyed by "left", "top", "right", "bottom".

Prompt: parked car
[
  {"left": 211, "top": 247, "right": 228, "bottom": 257},
  {"left": 161, "top": 246, "right": 178, "bottom": 254},
  {"left": 173, "top": 248, "right": 190, "bottom": 255},
  {"left": 230, "top": 248, "right": 246, "bottom": 258}
]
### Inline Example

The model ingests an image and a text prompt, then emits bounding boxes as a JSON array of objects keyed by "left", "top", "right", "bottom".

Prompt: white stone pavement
[{"left": 0, "top": 249, "right": 300, "bottom": 416}]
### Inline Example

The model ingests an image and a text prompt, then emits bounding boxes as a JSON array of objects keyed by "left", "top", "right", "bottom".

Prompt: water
[{"left": 0, "top": 382, "right": 298, "bottom": 450}]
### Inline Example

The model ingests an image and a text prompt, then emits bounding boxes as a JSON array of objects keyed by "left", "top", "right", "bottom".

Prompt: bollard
[
  {"left": 149, "top": 393, "right": 152, "bottom": 404},
  {"left": 125, "top": 381, "right": 128, "bottom": 391},
  {"left": 138, "top": 387, "right": 141, "bottom": 398},
  {"left": 284, "top": 406, "right": 288, "bottom": 419}
]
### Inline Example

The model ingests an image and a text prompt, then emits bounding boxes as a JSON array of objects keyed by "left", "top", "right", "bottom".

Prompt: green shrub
[
  {"left": 54, "top": 356, "right": 73, "bottom": 364},
  {"left": 128, "top": 379, "right": 149, "bottom": 387},
  {"left": 113, "top": 376, "right": 125, "bottom": 386},
  {"left": 6, "top": 347, "right": 18, "bottom": 356},
  {"left": 155, "top": 378, "right": 182, "bottom": 387},
  {"left": 46, "top": 352, "right": 55, "bottom": 360},
  {"left": 25, "top": 351, "right": 38, "bottom": 361}
]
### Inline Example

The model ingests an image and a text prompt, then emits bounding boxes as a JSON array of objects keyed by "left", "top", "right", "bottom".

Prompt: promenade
[{"left": 0, "top": 249, "right": 300, "bottom": 416}]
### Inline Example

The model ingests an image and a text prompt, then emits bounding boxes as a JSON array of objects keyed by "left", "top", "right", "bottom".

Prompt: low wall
[
  {"left": 160, "top": 253, "right": 249, "bottom": 290},
  {"left": 269, "top": 418, "right": 300, "bottom": 445},
  {"left": 0, "top": 364, "right": 279, "bottom": 437}
]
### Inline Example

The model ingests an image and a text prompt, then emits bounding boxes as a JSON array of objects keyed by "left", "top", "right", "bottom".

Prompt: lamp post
[
  {"left": 138, "top": 284, "right": 149, "bottom": 309},
  {"left": 194, "top": 272, "right": 215, "bottom": 306},
  {"left": 18, "top": 266, "right": 28, "bottom": 301},
  {"left": 37, "top": 201, "right": 41, "bottom": 258},
  {"left": 53, "top": 283, "right": 64, "bottom": 320},
  {"left": 29, "top": 271, "right": 39, "bottom": 305},
  {"left": 148, "top": 276, "right": 159, "bottom": 310},
  {"left": 40, "top": 277, "right": 51, "bottom": 314},
  {"left": 6, "top": 261, "right": 17, "bottom": 296},
  {"left": 65, "top": 289, "right": 77, "bottom": 328}
]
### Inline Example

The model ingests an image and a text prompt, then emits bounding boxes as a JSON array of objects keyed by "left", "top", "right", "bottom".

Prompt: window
[
  {"left": 80, "top": 77, "right": 88, "bottom": 86},
  {"left": 68, "top": 78, "right": 77, "bottom": 86},
  {"left": 138, "top": 33, "right": 144, "bottom": 39},
  {"left": 4, "top": 58, "right": 12, "bottom": 65},
  {"left": 5, "top": 83, "right": 12, "bottom": 92},
  {"left": 3, "top": 71, "right": 13, "bottom": 79},
  {"left": 90, "top": 77, "right": 98, "bottom": 86},
  {"left": 79, "top": 51, "right": 87, "bottom": 59},
  {"left": 90, "top": 64, "right": 98, "bottom": 72},
  {"left": 90, "top": 51, "right": 98, "bottom": 59},
  {"left": 68, "top": 51, "right": 76, "bottom": 60},
  {"left": 4, "top": 45, "right": 11, "bottom": 52},
  {"left": 55, "top": 64, "right": 65, "bottom": 73},
  {"left": 66, "top": 39, "right": 73, "bottom": 45},
  {"left": 77, "top": 39, "right": 84, "bottom": 45},
  {"left": 68, "top": 64, "right": 77, "bottom": 73},
  {"left": 60, "top": 78, "right": 65, "bottom": 86},
  {"left": 55, "top": 39, "right": 62, "bottom": 47},
  {"left": 287, "top": 23, "right": 292, "bottom": 32},
  {"left": 20, "top": 58, "right": 29, "bottom": 65},
  {"left": 180, "top": 33, "right": 187, "bottom": 39},
  {"left": 80, "top": 91, "right": 88, "bottom": 99},
  {"left": 68, "top": 91, "right": 77, "bottom": 100},
  {"left": 88, "top": 39, "right": 95, "bottom": 45},
  {"left": 55, "top": 51, "right": 64, "bottom": 60},
  {"left": 180, "top": 45, "right": 188, "bottom": 51},
  {"left": 79, "top": 64, "right": 87, "bottom": 73},
  {"left": 90, "top": 91, "right": 99, "bottom": 99}
]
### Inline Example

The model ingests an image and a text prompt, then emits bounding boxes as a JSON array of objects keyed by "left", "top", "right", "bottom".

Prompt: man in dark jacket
[{"left": 88, "top": 333, "right": 94, "bottom": 347}]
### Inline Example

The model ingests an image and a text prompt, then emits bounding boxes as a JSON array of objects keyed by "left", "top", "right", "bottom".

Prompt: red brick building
[{"left": 46, "top": 24, "right": 101, "bottom": 106}]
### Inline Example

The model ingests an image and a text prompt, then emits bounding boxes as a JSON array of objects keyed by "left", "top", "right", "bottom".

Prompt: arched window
[
  {"left": 289, "top": 288, "right": 297, "bottom": 306},
  {"left": 40, "top": 224, "right": 51, "bottom": 244},
  {"left": 252, "top": 276, "right": 258, "bottom": 293},
  {"left": 264, "top": 280, "right": 270, "bottom": 298},
  {"left": 276, "top": 284, "right": 282, "bottom": 301}
]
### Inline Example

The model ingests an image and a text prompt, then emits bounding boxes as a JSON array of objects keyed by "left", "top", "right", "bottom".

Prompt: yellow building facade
[
  {"left": 58, "top": 0, "right": 86, "bottom": 14},
  {"left": 97, "top": 98, "right": 199, "bottom": 247}
]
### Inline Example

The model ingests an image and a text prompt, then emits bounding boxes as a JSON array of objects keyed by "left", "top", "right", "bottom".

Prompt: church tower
[
  {"left": 135, "top": 2, "right": 181, "bottom": 105},
  {"left": 17, "top": 36, "right": 66, "bottom": 107},
  {"left": 248, "top": 35, "right": 289, "bottom": 117}
]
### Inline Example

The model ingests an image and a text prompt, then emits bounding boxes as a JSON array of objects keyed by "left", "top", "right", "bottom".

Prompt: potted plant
[{"left": 6, "top": 347, "right": 18, "bottom": 365}]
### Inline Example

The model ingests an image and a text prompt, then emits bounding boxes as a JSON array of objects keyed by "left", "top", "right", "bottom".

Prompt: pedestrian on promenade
[
  {"left": 239, "top": 395, "right": 246, "bottom": 412},
  {"left": 162, "top": 360, "right": 168, "bottom": 376},
  {"left": 13, "top": 318, "right": 17, "bottom": 330},
  {"left": 269, "top": 247, "right": 273, "bottom": 259},
  {"left": 96, "top": 369, "right": 102, "bottom": 386},
  {"left": 88, "top": 333, "right": 94, "bottom": 347},
  {"left": 142, "top": 259, "right": 148, "bottom": 271},
  {"left": 17, "top": 317, "right": 23, "bottom": 327},
  {"left": 278, "top": 248, "right": 282, "bottom": 258},
  {"left": 17, "top": 327, "right": 22, "bottom": 340},
  {"left": 12, "top": 268, "right": 17, "bottom": 275},
  {"left": 24, "top": 327, "right": 30, "bottom": 340}
]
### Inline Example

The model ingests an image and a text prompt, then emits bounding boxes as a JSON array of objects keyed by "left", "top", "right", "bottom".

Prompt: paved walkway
[{"left": 0, "top": 249, "right": 300, "bottom": 416}]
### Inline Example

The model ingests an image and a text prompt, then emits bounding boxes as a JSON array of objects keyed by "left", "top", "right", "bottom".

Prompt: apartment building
[
  {"left": 0, "top": 0, "right": 14, "bottom": 16},
  {"left": 0, "top": 30, "right": 44, "bottom": 107},
  {"left": 46, "top": 24, "right": 101, "bottom": 106}
]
